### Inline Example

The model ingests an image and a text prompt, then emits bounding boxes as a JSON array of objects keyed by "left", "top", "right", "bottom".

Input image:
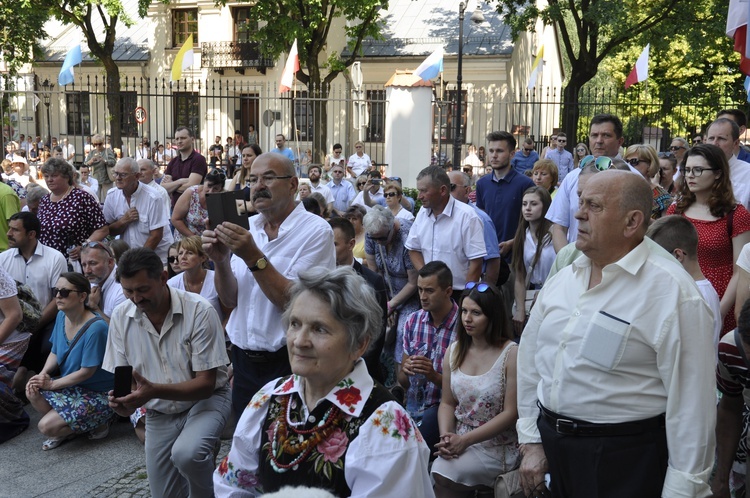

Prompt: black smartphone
[
  {"left": 113, "top": 365, "right": 133, "bottom": 398},
  {"left": 206, "top": 190, "right": 250, "bottom": 229}
]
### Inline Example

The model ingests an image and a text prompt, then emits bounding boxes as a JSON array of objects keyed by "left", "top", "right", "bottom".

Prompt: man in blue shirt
[
  {"left": 545, "top": 132, "right": 574, "bottom": 182},
  {"left": 511, "top": 137, "right": 539, "bottom": 175},
  {"left": 270, "top": 134, "right": 295, "bottom": 162}
]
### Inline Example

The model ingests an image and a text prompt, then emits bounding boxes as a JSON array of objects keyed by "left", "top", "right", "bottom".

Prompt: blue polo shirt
[
  {"left": 511, "top": 150, "right": 539, "bottom": 174},
  {"left": 475, "top": 169, "right": 535, "bottom": 259}
]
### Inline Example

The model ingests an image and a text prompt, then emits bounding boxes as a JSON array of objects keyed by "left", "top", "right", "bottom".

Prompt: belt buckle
[{"left": 555, "top": 418, "right": 576, "bottom": 434}]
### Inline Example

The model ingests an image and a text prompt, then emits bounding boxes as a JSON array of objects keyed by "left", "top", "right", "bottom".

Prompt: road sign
[{"left": 134, "top": 106, "right": 147, "bottom": 124}]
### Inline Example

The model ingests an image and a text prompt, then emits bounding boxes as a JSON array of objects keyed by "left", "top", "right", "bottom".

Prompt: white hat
[{"left": 11, "top": 154, "right": 28, "bottom": 166}]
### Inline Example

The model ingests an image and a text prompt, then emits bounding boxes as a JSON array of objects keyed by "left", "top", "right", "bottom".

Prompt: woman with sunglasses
[
  {"left": 573, "top": 143, "right": 590, "bottom": 169},
  {"left": 511, "top": 186, "right": 555, "bottom": 337},
  {"left": 355, "top": 174, "right": 368, "bottom": 192},
  {"left": 384, "top": 181, "right": 415, "bottom": 222},
  {"left": 625, "top": 144, "right": 672, "bottom": 219},
  {"left": 171, "top": 169, "right": 226, "bottom": 241},
  {"left": 25, "top": 272, "right": 112, "bottom": 450},
  {"left": 364, "top": 205, "right": 419, "bottom": 385},
  {"left": 666, "top": 144, "right": 750, "bottom": 335},
  {"left": 167, "top": 241, "right": 183, "bottom": 279},
  {"left": 432, "top": 281, "right": 518, "bottom": 497}
]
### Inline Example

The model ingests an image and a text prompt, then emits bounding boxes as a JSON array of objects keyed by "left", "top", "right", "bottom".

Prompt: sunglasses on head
[
  {"left": 84, "top": 240, "right": 113, "bottom": 257},
  {"left": 579, "top": 155, "right": 613, "bottom": 171},
  {"left": 52, "top": 287, "right": 82, "bottom": 298},
  {"left": 465, "top": 281, "right": 491, "bottom": 292}
]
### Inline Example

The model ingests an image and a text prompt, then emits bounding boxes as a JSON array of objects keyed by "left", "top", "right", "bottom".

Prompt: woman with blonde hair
[
  {"left": 573, "top": 143, "right": 590, "bottom": 168},
  {"left": 625, "top": 144, "right": 672, "bottom": 219},
  {"left": 531, "top": 159, "right": 559, "bottom": 197}
]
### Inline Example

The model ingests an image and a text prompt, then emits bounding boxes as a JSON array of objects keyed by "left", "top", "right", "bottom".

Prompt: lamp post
[
  {"left": 41, "top": 78, "right": 54, "bottom": 147},
  {"left": 453, "top": 3, "right": 485, "bottom": 169}
]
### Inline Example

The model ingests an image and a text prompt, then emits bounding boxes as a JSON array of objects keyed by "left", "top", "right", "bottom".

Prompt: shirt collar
[
  {"left": 418, "top": 301, "right": 459, "bottom": 329},
  {"left": 427, "top": 195, "right": 456, "bottom": 219},
  {"left": 125, "top": 285, "right": 184, "bottom": 319},
  {"left": 571, "top": 238, "right": 648, "bottom": 277},
  {"left": 491, "top": 168, "right": 517, "bottom": 183},
  {"left": 271, "top": 359, "right": 373, "bottom": 416},
  {"left": 251, "top": 201, "right": 308, "bottom": 235}
]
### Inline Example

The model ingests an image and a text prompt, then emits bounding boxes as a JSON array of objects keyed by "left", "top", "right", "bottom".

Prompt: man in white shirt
[
  {"left": 80, "top": 241, "right": 127, "bottom": 324},
  {"left": 305, "top": 164, "right": 334, "bottom": 212},
  {"left": 135, "top": 138, "right": 151, "bottom": 161},
  {"left": 517, "top": 170, "right": 715, "bottom": 497},
  {"left": 61, "top": 137, "right": 75, "bottom": 165},
  {"left": 351, "top": 170, "right": 386, "bottom": 211},
  {"left": 405, "top": 166, "right": 487, "bottom": 291},
  {"left": 203, "top": 152, "right": 335, "bottom": 417},
  {"left": 138, "top": 158, "right": 171, "bottom": 213},
  {"left": 327, "top": 163, "right": 356, "bottom": 214},
  {"left": 705, "top": 117, "right": 750, "bottom": 208},
  {"left": 103, "top": 158, "right": 173, "bottom": 264}
]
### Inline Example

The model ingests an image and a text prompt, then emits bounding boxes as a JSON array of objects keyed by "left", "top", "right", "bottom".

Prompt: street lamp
[
  {"left": 453, "top": 3, "right": 485, "bottom": 169},
  {"left": 41, "top": 78, "right": 54, "bottom": 147}
]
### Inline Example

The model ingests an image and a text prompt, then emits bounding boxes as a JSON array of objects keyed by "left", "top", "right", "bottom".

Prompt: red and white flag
[
  {"left": 624, "top": 44, "right": 649, "bottom": 89},
  {"left": 727, "top": 0, "right": 750, "bottom": 75},
  {"left": 279, "top": 39, "right": 299, "bottom": 94}
]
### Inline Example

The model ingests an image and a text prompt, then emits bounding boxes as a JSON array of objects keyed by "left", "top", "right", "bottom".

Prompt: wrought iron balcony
[{"left": 200, "top": 42, "right": 274, "bottom": 74}]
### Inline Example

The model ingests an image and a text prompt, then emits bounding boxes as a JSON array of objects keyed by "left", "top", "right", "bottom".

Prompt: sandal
[
  {"left": 88, "top": 420, "right": 111, "bottom": 440},
  {"left": 42, "top": 434, "right": 74, "bottom": 451}
]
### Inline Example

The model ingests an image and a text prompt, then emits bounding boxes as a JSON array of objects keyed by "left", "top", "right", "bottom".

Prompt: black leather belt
[
  {"left": 237, "top": 346, "right": 288, "bottom": 363},
  {"left": 539, "top": 403, "right": 665, "bottom": 437}
]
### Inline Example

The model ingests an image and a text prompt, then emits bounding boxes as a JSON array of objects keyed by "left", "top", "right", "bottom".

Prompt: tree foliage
[
  {"left": 1, "top": 1, "right": 48, "bottom": 75},
  {"left": 493, "top": 0, "right": 719, "bottom": 144}
]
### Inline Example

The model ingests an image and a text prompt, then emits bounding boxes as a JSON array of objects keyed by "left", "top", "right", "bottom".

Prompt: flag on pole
[
  {"left": 728, "top": 0, "right": 750, "bottom": 75},
  {"left": 58, "top": 45, "right": 82, "bottom": 87},
  {"left": 744, "top": 76, "right": 750, "bottom": 103},
  {"left": 279, "top": 40, "right": 299, "bottom": 94},
  {"left": 171, "top": 35, "right": 195, "bottom": 82},
  {"left": 414, "top": 47, "right": 444, "bottom": 81},
  {"left": 526, "top": 45, "right": 544, "bottom": 89},
  {"left": 624, "top": 44, "right": 650, "bottom": 89}
]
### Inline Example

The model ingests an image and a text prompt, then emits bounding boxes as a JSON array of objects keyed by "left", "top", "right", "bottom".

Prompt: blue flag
[{"left": 58, "top": 45, "right": 82, "bottom": 86}]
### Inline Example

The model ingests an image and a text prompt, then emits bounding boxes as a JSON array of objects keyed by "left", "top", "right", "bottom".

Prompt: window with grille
[
  {"left": 366, "top": 90, "right": 386, "bottom": 143},
  {"left": 172, "top": 9, "right": 198, "bottom": 47},
  {"left": 173, "top": 92, "right": 200, "bottom": 136},
  {"left": 65, "top": 92, "right": 91, "bottom": 136},
  {"left": 234, "top": 8, "right": 258, "bottom": 43},
  {"left": 119, "top": 91, "right": 138, "bottom": 138}
]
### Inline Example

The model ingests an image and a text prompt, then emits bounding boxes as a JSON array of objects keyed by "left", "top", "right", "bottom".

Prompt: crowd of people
[{"left": 1, "top": 108, "right": 750, "bottom": 497}]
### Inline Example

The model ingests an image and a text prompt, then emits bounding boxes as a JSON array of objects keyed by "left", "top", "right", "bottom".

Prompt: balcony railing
[{"left": 201, "top": 41, "right": 274, "bottom": 73}]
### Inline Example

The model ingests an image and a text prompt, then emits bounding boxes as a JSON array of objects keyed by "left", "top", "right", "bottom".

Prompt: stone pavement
[{"left": 0, "top": 407, "right": 233, "bottom": 498}]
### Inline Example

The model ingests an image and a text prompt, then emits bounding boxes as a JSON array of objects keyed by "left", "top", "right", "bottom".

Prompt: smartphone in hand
[{"left": 113, "top": 365, "right": 133, "bottom": 398}]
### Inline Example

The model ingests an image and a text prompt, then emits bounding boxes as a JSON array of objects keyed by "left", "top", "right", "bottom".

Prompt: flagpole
[{"left": 293, "top": 77, "right": 302, "bottom": 177}]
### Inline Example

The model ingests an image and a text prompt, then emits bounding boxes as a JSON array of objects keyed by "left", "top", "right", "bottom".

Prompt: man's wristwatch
[{"left": 248, "top": 256, "right": 269, "bottom": 272}]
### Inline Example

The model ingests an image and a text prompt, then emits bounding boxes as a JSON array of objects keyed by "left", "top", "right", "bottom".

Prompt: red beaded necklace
[{"left": 268, "top": 394, "right": 345, "bottom": 473}]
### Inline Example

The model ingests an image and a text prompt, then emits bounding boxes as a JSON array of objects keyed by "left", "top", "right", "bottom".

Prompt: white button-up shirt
[
  {"left": 517, "top": 240, "right": 716, "bottom": 496},
  {"left": 225, "top": 203, "right": 336, "bottom": 351},
  {"left": 404, "top": 195, "right": 487, "bottom": 289},
  {"left": 100, "top": 266, "right": 127, "bottom": 319},
  {"left": 0, "top": 242, "right": 67, "bottom": 306},
  {"left": 729, "top": 155, "right": 750, "bottom": 208},
  {"left": 103, "top": 183, "right": 174, "bottom": 263}
]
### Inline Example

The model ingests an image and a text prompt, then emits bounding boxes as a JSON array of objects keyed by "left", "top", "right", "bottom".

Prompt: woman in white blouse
[
  {"left": 383, "top": 181, "right": 414, "bottom": 222},
  {"left": 214, "top": 267, "right": 434, "bottom": 497}
]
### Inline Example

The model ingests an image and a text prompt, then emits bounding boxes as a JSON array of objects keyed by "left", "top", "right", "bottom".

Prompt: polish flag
[
  {"left": 727, "top": 0, "right": 750, "bottom": 75},
  {"left": 279, "top": 40, "right": 300, "bottom": 94},
  {"left": 624, "top": 44, "right": 649, "bottom": 89}
]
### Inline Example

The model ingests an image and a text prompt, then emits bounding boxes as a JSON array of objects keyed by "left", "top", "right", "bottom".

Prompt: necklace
[
  {"left": 185, "top": 275, "right": 204, "bottom": 293},
  {"left": 268, "top": 394, "right": 345, "bottom": 473},
  {"left": 52, "top": 186, "right": 73, "bottom": 202}
]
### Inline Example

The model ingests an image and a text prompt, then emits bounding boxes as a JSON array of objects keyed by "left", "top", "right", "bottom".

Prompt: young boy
[{"left": 647, "top": 215, "right": 722, "bottom": 353}]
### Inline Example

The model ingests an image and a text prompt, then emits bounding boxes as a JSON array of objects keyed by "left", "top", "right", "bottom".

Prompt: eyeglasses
[
  {"left": 357, "top": 182, "right": 366, "bottom": 187},
  {"left": 84, "top": 240, "right": 113, "bottom": 257},
  {"left": 625, "top": 158, "right": 647, "bottom": 167},
  {"left": 52, "top": 287, "right": 82, "bottom": 298},
  {"left": 668, "top": 145, "right": 686, "bottom": 152},
  {"left": 93, "top": 142, "right": 104, "bottom": 146},
  {"left": 579, "top": 155, "right": 613, "bottom": 171},
  {"left": 383, "top": 191, "right": 399, "bottom": 198},
  {"left": 246, "top": 175, "right": 292, "bottom": 187},
  {"left": 558, "top": 139, "right": 567, "bottom": 143},
  {"left": 681, "top": 166, "right": 718, "bottom": 177},
  {"left": 658, "top": 152, "right": 675, "bottom": 159},
  {"left": 168, "top": 256, "right": 178, "bottom": 264},
  {"left": 112, "top": 171, "right": 132, "bottom": 178},
  {"left": 523, "top": 148, "right": 534, "bottom": 152},
  {"left": 576, "top": 148, "right": 586, "bottom": 153},
  {"left": 465, "top": 281, "right": 490, "bottom": 292}
]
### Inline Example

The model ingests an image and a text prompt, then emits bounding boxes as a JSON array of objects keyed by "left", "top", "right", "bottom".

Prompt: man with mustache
[{"left": 202, "top": 153, "right": 335, "bottom": 417}]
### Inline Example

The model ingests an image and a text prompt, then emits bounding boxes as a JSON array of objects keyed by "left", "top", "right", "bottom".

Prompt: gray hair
[
  {"left": 282, "top": 266, "right": 382, "bottom": 354},
  {"left": 672, "top": 136, "right": 689, "bottom": 147},
  {"left": 138, "top": 158, "right": 157, "bottom": 171},
  {"left": 25, "top": 184, "right": 49, "bottom": 203},
  {"left": 363, "top": 204, "right": 395, "bottom": 235},
  {"left": 40, "top": 158, "right": 75, "bottom": 185},
  {"left": 117, "top": 157, "right": 139, "bottom": 173},
  {"left": 416, "top": 165, "right": 450, "bottom": 189}
]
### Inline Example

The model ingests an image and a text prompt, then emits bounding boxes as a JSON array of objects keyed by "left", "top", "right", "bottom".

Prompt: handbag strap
[
  {"left": 57, "top": 316, "right": 103, "bottom": 368},
  {"left": 376, "top": 243, "right": 396, "bottom": 298}
]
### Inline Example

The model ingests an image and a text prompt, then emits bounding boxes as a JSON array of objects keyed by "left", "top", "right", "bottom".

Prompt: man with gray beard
[{"left": 202, "top": 153, "right": 335, "bottom": 417}]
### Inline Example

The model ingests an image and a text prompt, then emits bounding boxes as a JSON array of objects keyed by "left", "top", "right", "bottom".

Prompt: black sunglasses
[
  {"left": 52, "top": 287, "right": 82, "bottom": 298},
  {"left": 383, "top": 192, "right": 399, "bottom": 198},
  {"left": 85, "top": 240, "right": 113, "bottom": 257},
  {"left": 168, "top": 256, "right": 178, "bottom": 264}
]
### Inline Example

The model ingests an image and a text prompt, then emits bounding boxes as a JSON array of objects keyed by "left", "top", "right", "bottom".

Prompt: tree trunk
[
  {"left": 561, "top": 66, "right": 597, "bottom": 146},
  {"left": 310, "top": 82, "right": 329, "bottom": 167},
  {"left": 102, "top": 56, "right": 122, "bottom": 150}
]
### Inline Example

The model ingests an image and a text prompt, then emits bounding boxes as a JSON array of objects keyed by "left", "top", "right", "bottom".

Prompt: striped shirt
[{"left": 717, "top": 331, "right": 750, "bottom": 405}]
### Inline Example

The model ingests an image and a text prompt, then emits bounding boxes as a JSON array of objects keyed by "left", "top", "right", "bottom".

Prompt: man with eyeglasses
[
  {"left": 138, "top": 158, "right": 171, "bottom": 213},
  {"left": 103, "top": 158, "right": 173, "bottom": 265},
  {"left": 80, "top": 241, "right": 127, "bottom": 324},
  {"left": 706, "top": 118, "right": 750, "bottom": 208},
  {"left": 511, "top": 137, "right": 540, "bottom": 175},
  {"left": 84, "top": 133, "right": 116, "bottom": 203},
  {"left": 203, "top": 153, "right": 335, "bottom": 418},
  {"left": 668, "top": 137, "right": 688, "bottom": 164},
  {"left": 162, "top": 126, "right": 208, "bottom": 208},
  {"left": 545, "top": 132, "right": 574, "bottom": 182},
  {"left": 326, "top": 163, "right": 356, "bottom": 214}
]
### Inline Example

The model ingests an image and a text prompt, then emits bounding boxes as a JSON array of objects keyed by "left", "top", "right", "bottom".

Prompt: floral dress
[
  {"left": 175, "top": 185, "right": 208, "bottom": 241},
  {"left": 431, "top": 341, "right": 520, "bottom": 487}
]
